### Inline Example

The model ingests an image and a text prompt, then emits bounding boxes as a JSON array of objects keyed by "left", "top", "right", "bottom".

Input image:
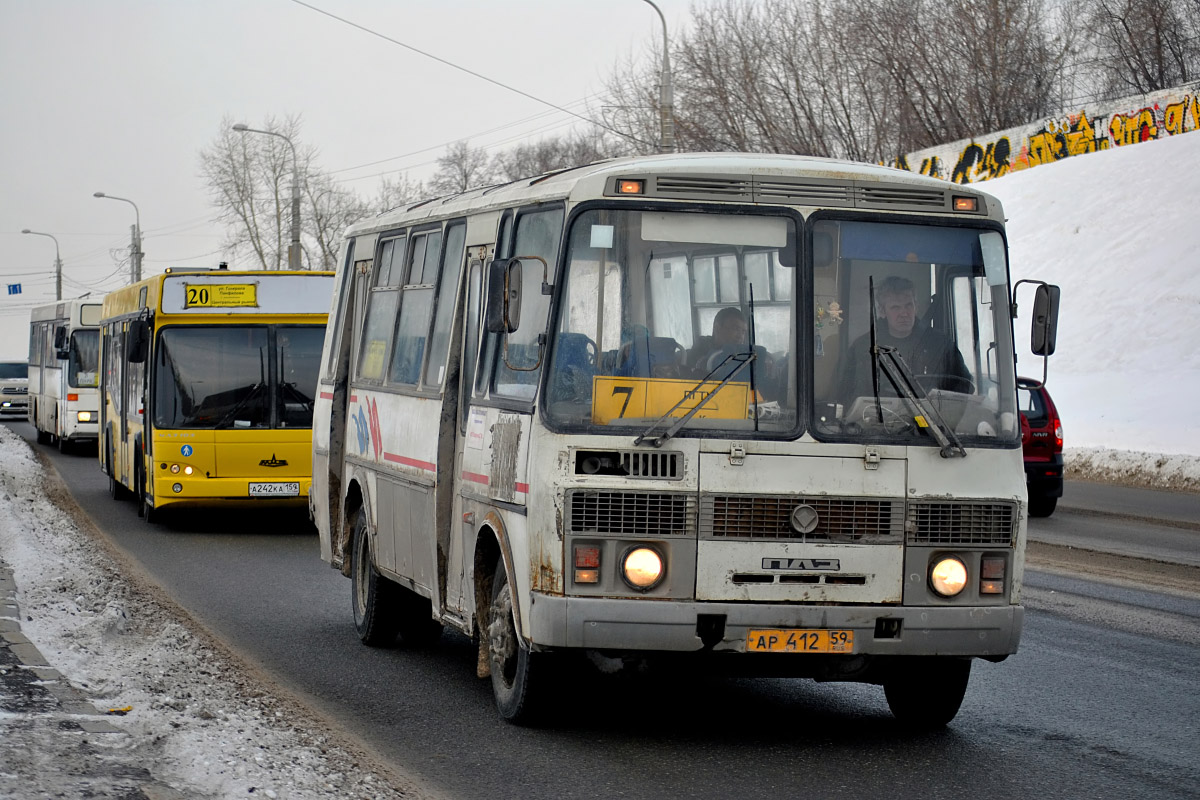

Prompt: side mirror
[
  {"left": 126, "top": 319, "right": 150, "bottom": 364},
  {"left": 485, "top": 258, "right": 523, "bottom": 334},
  {"left": 53, "top": 325, "right": 68, "bottom": 353},
  {"left": 1031, "top": 283, "right": 1060, "bottom": 356}
]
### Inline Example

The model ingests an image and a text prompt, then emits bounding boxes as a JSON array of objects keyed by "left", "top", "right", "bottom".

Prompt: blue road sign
[{"left": 6, "top": 284, "right": 20, "bottom": 295}]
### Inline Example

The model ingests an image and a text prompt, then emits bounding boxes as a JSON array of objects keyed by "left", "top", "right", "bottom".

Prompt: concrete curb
[{"left": 0, "top": 561, "right": 124, "bottom": 734}]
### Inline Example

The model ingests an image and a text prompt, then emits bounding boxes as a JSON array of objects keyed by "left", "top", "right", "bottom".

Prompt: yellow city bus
[{"left": 99, "top": 268, "right": 334, "bottom": 522}]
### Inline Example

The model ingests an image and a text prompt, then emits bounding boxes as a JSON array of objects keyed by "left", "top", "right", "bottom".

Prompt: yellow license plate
[{"left": 746, "top": 629, "right": 854, "bottom": 653}]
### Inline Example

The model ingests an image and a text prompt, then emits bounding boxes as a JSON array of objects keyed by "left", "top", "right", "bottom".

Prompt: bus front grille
[
  {"left": 907, "top": 502, "right": 1016, "bottom": 545},
  {"left": 699, "top": 495, "right": 903, "bottom": 543},
  {"left": 567, "top": 491, "right": 695, "bottom": 537}
]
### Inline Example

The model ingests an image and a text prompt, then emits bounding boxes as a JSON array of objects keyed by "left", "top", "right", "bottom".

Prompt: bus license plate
[
  {"left": 746, "top": 629, "right": 854, "bottom": 653},
  {"left": 248, "top": 482, "right": 299, "bottom": 497}
]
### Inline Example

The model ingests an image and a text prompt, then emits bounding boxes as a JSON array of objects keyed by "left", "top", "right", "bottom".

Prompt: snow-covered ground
[
  {"left": 0, "top": 424, "right": 432, "bottom": 799},
  {"left": 988, "top": 130, "right": 1200, "bottom": 490},
  {"left": 1, "top": 131, "right": 1198, "bottom": 798}
]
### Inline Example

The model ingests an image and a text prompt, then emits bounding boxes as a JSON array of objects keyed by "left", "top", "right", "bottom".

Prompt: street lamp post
[
  {"left": 21, "top": 229, "right": 63, "bottom": 300},
  {"left": 642, "top": 0, "right": 675, "bottom": 153},
  {"left": 93, "top": 192, "right": 142, "bottom": 284},
  {"left": 233, "top": 123, "right": 302, "bottom": 269}
]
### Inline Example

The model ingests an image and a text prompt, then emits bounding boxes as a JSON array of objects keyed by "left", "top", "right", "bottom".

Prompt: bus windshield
[
  {"left": 811, "top": 218, "right": 1019, "bottom": 447},
  {"left": 544, "top": 207, "right": 799, "bottom": 436},
  {"left": 544, "top": 209, "right": 1018, "bottom": 447},
  {"left": 152, "top": 325, "right": 323, "bottom": 430},
  {"left": 69, "top": 329, "right": 100, "bottom": 388}
]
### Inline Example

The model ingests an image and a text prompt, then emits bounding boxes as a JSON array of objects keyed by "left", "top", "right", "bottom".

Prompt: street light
[
  {"left": 641, "top": 0, "right": 675, "bottom": 153},
  {"left": 93, "top": 192, "right": 143, "bottom": 284},
  {"left": 21, "top": 228, "right": 63, "bottom": 301},
  {"left": 233, "top": 122, "right": 302, "bottom": 269}
]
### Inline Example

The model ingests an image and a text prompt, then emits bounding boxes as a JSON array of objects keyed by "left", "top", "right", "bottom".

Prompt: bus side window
[
  {"left": 489, "top": 206, "right": 563, "bottom": 399},
  {"left": 356, "top": 236, "right": 405, "bottom": 382},
  {"left": 423, "top": 222, "right": 467, "bottom": 388},
  {"left": 388, "top": 229, "right": 441, "bottom": 386}
]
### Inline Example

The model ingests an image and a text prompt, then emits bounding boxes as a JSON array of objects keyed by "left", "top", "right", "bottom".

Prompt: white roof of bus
[{"left": 347, "top": 152, "right": 988, "bottom": 237}]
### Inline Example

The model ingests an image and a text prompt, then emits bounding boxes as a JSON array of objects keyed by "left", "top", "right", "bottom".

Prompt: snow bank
[{"left": 0, "top": 424, "right": 425, "bottom": 799}]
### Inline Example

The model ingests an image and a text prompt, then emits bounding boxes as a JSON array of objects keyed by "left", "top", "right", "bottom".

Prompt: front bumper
[{"left": 527, "top": 593, "right": 1023, "bottom": 658}]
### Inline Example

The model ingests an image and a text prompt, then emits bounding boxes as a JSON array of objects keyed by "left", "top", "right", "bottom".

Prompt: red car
[{"left": 1018, "top": 377, "right": 1063, "bottom": 517}]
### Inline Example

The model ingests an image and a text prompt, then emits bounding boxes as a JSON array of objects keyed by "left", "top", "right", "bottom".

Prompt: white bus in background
[
  {"left": 29, "top": 298, "right": 103, "bottom": 453},
  {"left": 311, "top": 152, "right": 1060, "bottom": 726}
]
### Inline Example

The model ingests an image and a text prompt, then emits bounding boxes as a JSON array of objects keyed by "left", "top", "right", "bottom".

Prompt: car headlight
[
  {"left": 930, "top": 556, "right": 968, "bottom": 597},
  {"left": 621, "top": 546, "right": 665, "bottom": 591}
]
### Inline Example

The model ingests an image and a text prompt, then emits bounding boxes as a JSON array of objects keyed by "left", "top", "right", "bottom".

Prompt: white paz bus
[
  {"left": 28, "top": 298, "right": 103, "bottom": 453},
  {"left": 311, "top": 153, "right": 1060, "bottom": 725}
]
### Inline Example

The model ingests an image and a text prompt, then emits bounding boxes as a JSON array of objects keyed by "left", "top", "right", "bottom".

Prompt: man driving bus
[{"left": 838, "top": 275, "right": 971, "bottom": 402}]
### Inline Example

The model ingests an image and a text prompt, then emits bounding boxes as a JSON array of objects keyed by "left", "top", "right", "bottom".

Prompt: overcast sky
[{"left": 0, "top": 0, "right": 692, "bottom": 354}]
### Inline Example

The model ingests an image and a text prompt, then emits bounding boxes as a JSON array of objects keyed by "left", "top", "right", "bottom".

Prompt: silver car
[{"left": 0, "top": 361, "right": 29, "bottom": 418}]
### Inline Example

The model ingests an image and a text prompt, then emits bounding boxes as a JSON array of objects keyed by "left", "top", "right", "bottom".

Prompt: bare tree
[
  {"left": 491, "top": 130, "right": 618, "bottom": 182},
  {"left": 1082, "top": 0, "right": 1200, "bottom": 95},
  {"left": 375, "top": 173, "right": 426, "bottom": 213},
  {"left": 201, "top": 115, "right": 311, "bottom": 269},
  {"left": 304, "top": 173, "right": 370, "bottom": 270},
  {"left": 430, "top": 141, "right": 497, "bottom": 195}
]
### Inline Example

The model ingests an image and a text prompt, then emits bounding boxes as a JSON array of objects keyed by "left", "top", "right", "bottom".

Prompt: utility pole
[
  {"left": 642, "top": 0, "right": 675, "bottom": 153},
  {"left": 94, "top": 192, "right": 142, "bottom": 283},
  {"left": 233, "top": 123, "right": 302, "bottom": 269}
]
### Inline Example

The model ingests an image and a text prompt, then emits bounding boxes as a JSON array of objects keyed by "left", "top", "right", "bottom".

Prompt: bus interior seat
[{"left": 613, "top": 335, "right": 684, "bottom": 378}]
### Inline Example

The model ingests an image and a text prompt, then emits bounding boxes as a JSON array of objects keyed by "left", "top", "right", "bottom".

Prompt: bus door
[{"left": 447, "top": 246, "right": 488, "bottom": 615}]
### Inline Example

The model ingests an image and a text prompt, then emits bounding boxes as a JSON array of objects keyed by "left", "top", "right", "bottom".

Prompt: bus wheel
[
  {"left": 487, "top": 558, "right": 548, "bottom": 724},
  {"left": 884, "top": 657, "right": 971, "bottom": 729},
  {"left": 57, "top": 434, "right": 72, "bottom": 455},
  {"left": 350, "top": 512, "right": 399, "bottom": 647}
]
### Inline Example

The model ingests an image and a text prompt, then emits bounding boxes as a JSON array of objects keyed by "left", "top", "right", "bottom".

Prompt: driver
[{"left": 838, "top": 275, "right": 971, "bottom": 402}]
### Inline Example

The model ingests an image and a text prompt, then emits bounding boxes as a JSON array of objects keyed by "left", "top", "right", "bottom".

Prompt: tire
[
  {"left": 350, "top": 512, "right": 399, "bottom": 647},
  {"left": 488, "top": 556, "right": 551, "bottom": 724},
  {"left": 1028, "top": 496, "right": 1057, "bottom": 518},
  {"left": 884, "top": 657, "right": 972, "bottom": 729}
]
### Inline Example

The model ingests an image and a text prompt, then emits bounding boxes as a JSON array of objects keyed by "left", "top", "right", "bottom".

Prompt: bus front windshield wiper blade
[
  {"left": 213, "top": 382, "right": 266, "bottom": 429},
  {"left": 874, "top": 346, "right": 966, "bottom": 458},
  {"left": 632, "top": 351, "right": 756, "bottom": 448}
]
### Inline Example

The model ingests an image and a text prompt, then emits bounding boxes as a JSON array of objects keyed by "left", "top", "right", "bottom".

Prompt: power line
[
  {"left": 329, "top": 94, "right": 604, "bottom": 177},
  {"left": 287, "top": 0, "right": 651, "bottom": 149}
]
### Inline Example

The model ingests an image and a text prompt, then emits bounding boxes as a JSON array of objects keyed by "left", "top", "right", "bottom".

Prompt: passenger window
[
  {"left": 389, "top": 229, "right": 441, "bottom": 385},
  {"left": 424, "top": 223, "right": 467, "bottom": 388},
  {"left": 356, "top": 235, "right": 406, "bottom": 382}
]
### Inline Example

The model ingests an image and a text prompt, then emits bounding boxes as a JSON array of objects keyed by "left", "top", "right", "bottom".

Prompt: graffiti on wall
[{"left": 891, "top": 84, "right": 1200, "bottom": 184}]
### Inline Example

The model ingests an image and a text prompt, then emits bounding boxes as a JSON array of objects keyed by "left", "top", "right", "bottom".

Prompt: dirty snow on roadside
[{"left": 0, "top": 424, "right": 426, "bottom": 800}]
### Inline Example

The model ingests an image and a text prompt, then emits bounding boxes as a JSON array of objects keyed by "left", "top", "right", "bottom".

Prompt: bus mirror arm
[{"left": 1013, "top": 279, "right": 1061, "bottom": 388}]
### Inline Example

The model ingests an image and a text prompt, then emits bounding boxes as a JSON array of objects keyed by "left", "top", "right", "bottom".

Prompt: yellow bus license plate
[
  {"left": 249, "top": 482, "right": 299, "bottom": 497},
  {"left": 746, "top": 629, "right": 854, "bottom": 653}
]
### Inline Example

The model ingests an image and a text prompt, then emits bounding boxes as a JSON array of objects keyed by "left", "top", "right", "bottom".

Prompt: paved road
[{"left": 8, "top": 421, "right": 1200, "bottom": 800}]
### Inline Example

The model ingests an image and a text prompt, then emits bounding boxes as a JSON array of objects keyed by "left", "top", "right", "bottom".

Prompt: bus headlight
[
  {"left": 621, "top": 546, "right": 664, "bottom": 591},
  {"left": 930, "top": 556, "right": 967, "bottom": 597},
  {"left": 76, "top": 411, "right": 94, "bottom": 422}
]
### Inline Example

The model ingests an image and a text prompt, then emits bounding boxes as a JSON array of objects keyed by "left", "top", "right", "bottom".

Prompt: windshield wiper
[
  {"left": 214, "top": 346, "right": 267, "bottom": 429},
  {"left": 866, "top": 279, "right": 964, "bottom": 458},
  {"left": 213, "top": 382, "right": 266, "bottom": 429},
  {"left": 632, "top": 351, "right": 757, "bottom": 448}
]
